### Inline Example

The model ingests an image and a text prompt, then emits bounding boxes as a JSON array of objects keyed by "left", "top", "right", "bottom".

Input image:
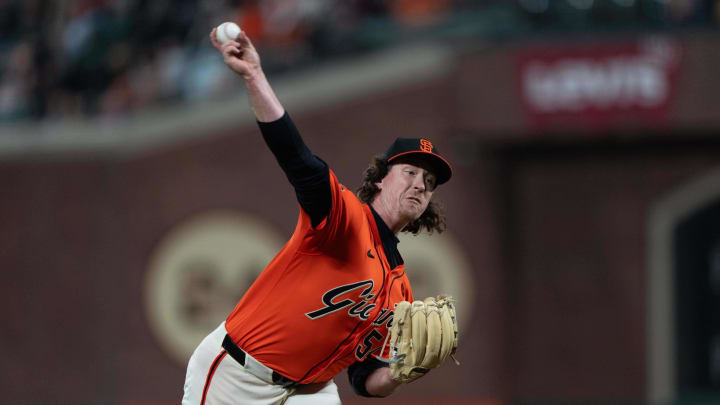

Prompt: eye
[{"left": 423, "top": 171, "right": 437, "bottom": 188}]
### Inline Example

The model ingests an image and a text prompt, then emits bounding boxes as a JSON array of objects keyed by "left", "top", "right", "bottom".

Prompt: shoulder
[{"left": 329, "top": 170, "right": 362, "bottom": 208}]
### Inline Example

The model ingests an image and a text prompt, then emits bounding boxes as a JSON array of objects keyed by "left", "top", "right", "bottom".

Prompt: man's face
[{"left": 375, "top": 159, "right": 437, "bottom": 223}]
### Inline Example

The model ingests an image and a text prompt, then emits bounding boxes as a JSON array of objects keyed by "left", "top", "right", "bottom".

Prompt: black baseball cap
[{"left": 383, "top": 138, "right": 452, "bottom": 185}]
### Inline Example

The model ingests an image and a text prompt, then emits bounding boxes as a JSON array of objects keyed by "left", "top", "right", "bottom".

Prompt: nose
[{"left": 412, "top": 173, "right": 426, "bottom": 191}]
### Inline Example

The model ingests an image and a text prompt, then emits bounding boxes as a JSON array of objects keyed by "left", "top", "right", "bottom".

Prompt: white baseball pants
[{"left": 182, "top": 322, "right": 341, "bottom": 405}]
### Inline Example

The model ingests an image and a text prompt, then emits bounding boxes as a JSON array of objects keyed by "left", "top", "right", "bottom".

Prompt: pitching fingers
[
  {"left": 222, "top": 42, "right": 242, "bottom": 57},
  {"left": 210, "top": 28, "right": 222, "bottom": 49},
  {"left": 235, "top": 29, "right": 253, "bottom": 47}
]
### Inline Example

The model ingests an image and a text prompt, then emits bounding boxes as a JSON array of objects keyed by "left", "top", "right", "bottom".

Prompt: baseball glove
[{"left": 387, "top": 296, "right": 458, "bottom": 383}]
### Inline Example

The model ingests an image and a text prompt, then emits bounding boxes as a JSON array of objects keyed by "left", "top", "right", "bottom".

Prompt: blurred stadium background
[{"left": 2, "top": 0, "right": 720, "bottom": 404}]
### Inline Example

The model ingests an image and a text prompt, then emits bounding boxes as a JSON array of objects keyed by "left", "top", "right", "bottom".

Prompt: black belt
[{"left": 221, "top": 334, "right": 300, "bottom": 388}]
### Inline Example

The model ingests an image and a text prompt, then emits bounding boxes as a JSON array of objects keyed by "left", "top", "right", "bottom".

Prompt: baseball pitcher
[{"left": 181, "top": 24, "right": 459, "bottom": 405}]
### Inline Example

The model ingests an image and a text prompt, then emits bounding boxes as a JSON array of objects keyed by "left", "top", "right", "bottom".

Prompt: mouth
[{"left": 407, "top": 196, "right": 422, "bottom": 205}]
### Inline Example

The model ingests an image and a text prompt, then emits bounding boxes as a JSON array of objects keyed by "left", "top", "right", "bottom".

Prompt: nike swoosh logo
[{"left": 367, "top": 250, "right": 375, "bottom": 259}]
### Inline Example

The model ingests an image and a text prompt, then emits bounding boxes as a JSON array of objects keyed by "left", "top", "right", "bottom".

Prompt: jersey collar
[{"left": 369, "top": 204, "right": 400, "bottom": 247}]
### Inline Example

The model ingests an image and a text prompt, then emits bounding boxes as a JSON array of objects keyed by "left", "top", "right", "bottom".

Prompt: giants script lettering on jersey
[
  {"left": 305, "top": 280, "right": 376, "bottom": 320},
  {"left": 306, "top": 280, "right": 398, "bottom": 361},
  {"left": 305, "top": 280, "right": 396, "bottom": 327}
]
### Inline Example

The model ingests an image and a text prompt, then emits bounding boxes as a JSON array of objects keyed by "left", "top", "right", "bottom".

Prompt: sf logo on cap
[{"left": 419, "top": 139, "right": 433, "bottom": 153}]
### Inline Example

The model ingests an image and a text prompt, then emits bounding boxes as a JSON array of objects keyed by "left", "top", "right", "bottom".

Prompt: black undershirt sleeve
[
  {"left": 347, "top": 357, "right": 389, "bottom": 397},
  {"left": 257, "top": 112, "right": 331, "bottom": 227}
]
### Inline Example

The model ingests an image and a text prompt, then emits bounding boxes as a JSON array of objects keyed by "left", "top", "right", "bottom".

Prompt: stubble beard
[{"left": 400, "top": 198, "right": 426, "bottom": 223}]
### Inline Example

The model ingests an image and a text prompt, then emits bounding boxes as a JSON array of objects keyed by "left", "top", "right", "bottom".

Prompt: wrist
[
  {"left": 242, "top": 67, "right": 284, "bottom": 122},
  {"left": 365, "top": 367, "right": 400, "bottom": 397},
  {"left": 242, "top": 66, "right": 265, "bottom": 84}
]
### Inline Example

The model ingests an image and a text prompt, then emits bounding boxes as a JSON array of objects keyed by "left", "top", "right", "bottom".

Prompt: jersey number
[{"left": 355, "top": 329, "right": 384, "bottom": 360}]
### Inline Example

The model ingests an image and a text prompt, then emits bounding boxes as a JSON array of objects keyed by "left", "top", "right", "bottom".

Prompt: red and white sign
[{"left": 517, "top": 37, "right": 682, "bottom": 130}]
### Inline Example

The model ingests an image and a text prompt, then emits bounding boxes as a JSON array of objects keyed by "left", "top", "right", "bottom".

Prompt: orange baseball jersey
[{"left": 225, "top": 169, "right": 413, "bottom": 384}]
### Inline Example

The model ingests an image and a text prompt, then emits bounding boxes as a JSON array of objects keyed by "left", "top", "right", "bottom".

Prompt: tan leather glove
[{"left": 388, "top": 296, "right": 458, "bottom": 383}]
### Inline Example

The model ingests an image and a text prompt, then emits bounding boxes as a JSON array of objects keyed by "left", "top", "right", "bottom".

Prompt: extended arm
[
  {"left": 210, "top": 27, "right": 283, "bottom": 122},
  {"left": 210, "top": 27, "right": 330, "bottom": 226}
]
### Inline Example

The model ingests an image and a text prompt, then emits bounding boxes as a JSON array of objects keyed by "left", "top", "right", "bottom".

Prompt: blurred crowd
[{"left": 0, "top": 0, "right": 718, "bottom": 123}]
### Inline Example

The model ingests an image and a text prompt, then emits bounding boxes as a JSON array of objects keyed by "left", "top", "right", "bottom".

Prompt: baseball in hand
[{"left": 216, "top": 22, "right": 241, "bottom": 44}]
